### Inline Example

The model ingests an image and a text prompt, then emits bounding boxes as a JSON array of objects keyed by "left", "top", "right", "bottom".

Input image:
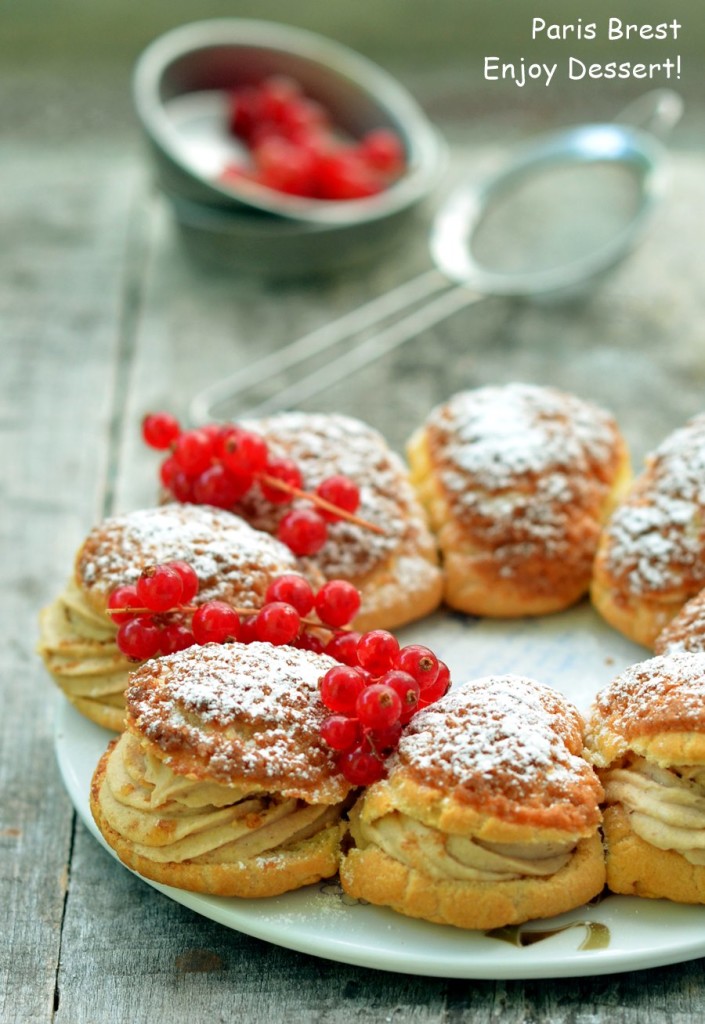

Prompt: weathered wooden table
[{"left": 4, "top": 30, "right": 705, "bottom": 1023}]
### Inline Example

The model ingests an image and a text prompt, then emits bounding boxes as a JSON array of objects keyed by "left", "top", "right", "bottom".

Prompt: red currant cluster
[
  {"left": 318, "top": 631, "right": 451, "bottom": 786},
  {"left": 220, "top": 74, "right": 405, "bottom": 201},
  {"left": 108, "top": 562, "right": 363, "bottom": 663},
  {"left": 142, "top": 412, "right": 378, "bottom": 557}
]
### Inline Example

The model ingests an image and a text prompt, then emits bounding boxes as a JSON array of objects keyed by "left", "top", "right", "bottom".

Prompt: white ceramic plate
[{"left": 54, "top": 605, "right": 705, "bottom": 979}]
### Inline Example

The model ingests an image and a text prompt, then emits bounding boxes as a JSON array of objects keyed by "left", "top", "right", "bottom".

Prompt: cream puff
[
  {"left": 90, "top": 642, "right": 353, "bottom": 897},
  {"left": 38, "top": 503, "right": 305, "bottom": 730},
  {"left": 586, "top": 651, "right": 705, "bottom": 903},
  {"left": 340, "top": 675, "right": 605, "bottom": 929},
  {"left": 592, "top": 413, "right": 705, "bottom": 648},
  {"left": 407, "top": 383, "right": 630, "bottom": 617},
  {"left": 235, "top": 412, "right": 443, "bottom": 632},
  {"left": 654, "top": 588, "right": 705, "bottom": 655}
]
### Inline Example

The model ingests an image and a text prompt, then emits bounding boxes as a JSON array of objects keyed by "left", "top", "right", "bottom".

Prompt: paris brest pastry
[
  {"left": 654, "top": 588, "right": 705, "bottom": 656},
  {"left": 339, "top": 675, "right": 605, "bottom": 929},
  {"left": 90, "top": 642, "right": 354, "bottom": 897},
  {"left": 591, "top": 413, "right": 705, "bottom": 648},
  {"left": 586, "top": 652, "right": 705, "bottom": 904},
  {"left": 406, "top": 383, "right": 630, "bottom": 617},
  {"left": 234, "top": 412, "right": 443, "bottom": 632},
  {"left": 38, "top": 503, "right": 305, "bottom": 731}
]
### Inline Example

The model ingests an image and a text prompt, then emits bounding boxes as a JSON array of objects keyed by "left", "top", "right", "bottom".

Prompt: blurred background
[
  {"left": 3, "top": 0, "right": 704, "bottom": 457},
  {"left": 3, "top": 0, "right": 702, "bottom": 145}
]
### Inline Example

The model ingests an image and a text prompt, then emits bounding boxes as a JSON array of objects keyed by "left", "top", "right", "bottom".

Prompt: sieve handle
[
  {"left": 189, "top": 268, "right": 472, "bottom": 423},
  {"left": 614, "top": 88, "right": 683, "bottom": 140}
]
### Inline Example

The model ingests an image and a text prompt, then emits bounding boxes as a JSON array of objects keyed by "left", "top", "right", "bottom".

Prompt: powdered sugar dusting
[
  {"left": 237, "top": 413, "right": 426, "bottom": 580},
  {"left": 392, "top": 675, "right": 600, "bottom": 828},
  {"left": 601, "top": 414, "right": 705, "bottom": 595},
  {"left": 655, "top": 591, "right": 705, "bottom": 655},
  {"left": 425, "top": 384, "right": 620, "bottom": 568},
  {"left": 78, "top": 504, "right": 300, "bottom": 607},
  {"left": 594, "top": 651, "right": 705, "bottom": 739},
  {"left": 125, "top": 642, "right": 348, "bottom": 803}
]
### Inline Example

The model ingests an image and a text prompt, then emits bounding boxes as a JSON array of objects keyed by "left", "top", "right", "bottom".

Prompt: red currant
[
  {"left": 264, "top": 574, "right": 315, "bottom": 616},
  {"left": 365, "top": 722, "right": 403, "bottom": 755},
  {"left": 360, "top": 128, "right": 405, "bottom": 176},
  {"left": 254, "top": 602, "right": 301, "bottom": 646},
  {"left": 159, "top": 623, "right": 196, "bottom": 654},
  {"left": 315, "top": 475, "right": 360, "bottom": 522},
  {"left": 238, "top": 615, "right": 258, "bottom": 645},
  {"left": 418, "top": 660, "right": 451, "bottom": 708},
  {"left": 280, "top": 97, "right": 328, "bottom": 141},
  {"left": 116, "top": 616, "right": 162, "bottom": 661},
  {"left": 277, "top": 508, "right": 328, "bottom": 556},
  {"left": 356, "top": 630, "right": 400, "bottom": 675},
  {"left": 356, "top": 684, "right": 402, "bottom": 730},
  {"left": 395, "top": 644, "right": 439, "bottom": 691},
  {"left": 193, "top": 464, "right": 252, "bottom": 508},
  {"left": 314, "top": 580, "right": 361, "bottom": 628},
  {"left": 296, "top": 632, "right": 325, "bottom": 654},
  {"left": 337, "top": 748, "right": 386, "bottom": 786},
  {"left": 319, "top": 665, "right": 367, "bottom": 715},
  {"left": 136, "top": 564, "right": 184, "bottom": 613},
  {"left": 257, "top": 75, "right": 301, "bottom": 122},
  {"left": 168, "top": 468, "right": 195, "bottom": 503},
  {"left": 324, "top": 631, "right": 361, "bottom": 666},
  {"left": 159, "top": 455, "right": 180, "bottom": 491},
  {"left": 316, "top": 150, "right": 383, "bottom": 200},
  {"left": 381, "top": 669, "right": 420, "bottom": 722},
  {"left": 320, "top": 715, "right": 361, "bottom": 752},
  {"left": 259, "top": 458, "right": 303, "bottom": 503},
  {"left": 107, "top": 584, "right": 141, "bottom": 624},
  {"left": 191, "top": 601, "right": 241, "bottom": 645},
  {"left": 254, "top": 136, "right": 317, "bottom": 197},
  {"left": 173, "top": 429, "right": 214, "bottom": 477},
  {"left": 142, "top": 412, "right": 181, "bottom": 450},
  {"left": 166, "top": 561, "right": 199, "bottom": 604},
  {"left": 221, "top": 428, "right": 269, "bottom": 475},
  {"left": 228, "top": 85, "right": 260, "bottom": 140}
]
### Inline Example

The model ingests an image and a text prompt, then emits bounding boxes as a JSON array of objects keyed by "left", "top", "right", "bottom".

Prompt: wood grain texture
[
  {"left": 4, "top": 38, "right": 705, "bottom": 1024},
  {"left": 0, "top": 147, "right": 143, "bottom": 1022}
]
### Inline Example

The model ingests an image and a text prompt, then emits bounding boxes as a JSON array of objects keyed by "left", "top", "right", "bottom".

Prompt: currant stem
[
  {"left": 107, "top": 603, "right": 353, "bottom": 633},
  {"left": 256, "top": 471, "right": 385, "bottom": 534}
]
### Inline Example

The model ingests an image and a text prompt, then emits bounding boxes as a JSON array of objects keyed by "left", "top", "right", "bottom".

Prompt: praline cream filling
[
  {"left": 353, "top": 810, "right": 576, "bottom": 881},
  {"left": 98, "top": 733, "right": 341, "bottom": 865},
  {"left": 603, "top": 757, "right": 705, "bottom": 865},
  {"left": 38, "top": 580, "right": 127, "bottom": 702}
]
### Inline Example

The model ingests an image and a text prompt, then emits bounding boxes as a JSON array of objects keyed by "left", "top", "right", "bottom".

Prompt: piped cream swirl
[
  {"left": 98, "top": 733, "right": 343, "bottom": 865},
  {"left": 351, "top": 808, "right": 576, "bottom": 882},
  {"left": 603, "top": 757, "right": 705, "bottom": 865}
]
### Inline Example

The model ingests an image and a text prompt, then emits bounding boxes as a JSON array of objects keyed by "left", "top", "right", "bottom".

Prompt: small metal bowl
[
  {"left": 133, "top": 18, "right": 445, "bottom": 232},
  {"left": 164, "top": 188, "right": 432, "bottom": 279}
]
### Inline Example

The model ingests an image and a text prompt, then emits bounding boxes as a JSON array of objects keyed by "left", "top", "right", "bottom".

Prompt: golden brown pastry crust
[
  {"left": 340, "top": 833, "right": 605, "bottom": 930},
  {"left": 586, "top": 653, "right": 705, "bottom": 905},
  {"left": 125, "top": 642, "right": 350, "bottom": 804},
  {"left": 591, "top": 414, "right": 705, "bottom": 648},
  {"left": 38, "top": 504, "right": 306, "bottom": 730},
  {"left": 90, "top": 744, "right": 343, "bottom": 898},
  {"left": 90, "top": 643, "right": 354, "bottom": 897},
  {"left": 75, "top": 503, "right": 304, "bottom": 616},
  {"left": 408, "top": 383, "right": 629, "bottom": 617},
  {"left": 585, "top": 652, "right": 705, "bottom": 769},
  {"left": 340, "top": 676, "right": 605, "bottom": 928},
  {"left": 654, "top": 588, "right": 705, "bottom": 656},
  {"left": 601, "top": 803, "right": 705, "bottom": 904},
  {"left": 236, "top": 412, "right": 443, "bottom": 631}
]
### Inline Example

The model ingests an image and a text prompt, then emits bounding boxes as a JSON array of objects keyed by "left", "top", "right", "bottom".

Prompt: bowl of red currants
[{"left": 133, "top": 19, "right": 446, "bottom": 275}]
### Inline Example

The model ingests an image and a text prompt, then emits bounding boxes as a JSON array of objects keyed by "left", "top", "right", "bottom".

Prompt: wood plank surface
[
  {"left": 0, "top": 146, "right": 145, "bottom": 1023},
  {"left": 3, "top": 32, "right": 705, "bottom": 1023}
]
